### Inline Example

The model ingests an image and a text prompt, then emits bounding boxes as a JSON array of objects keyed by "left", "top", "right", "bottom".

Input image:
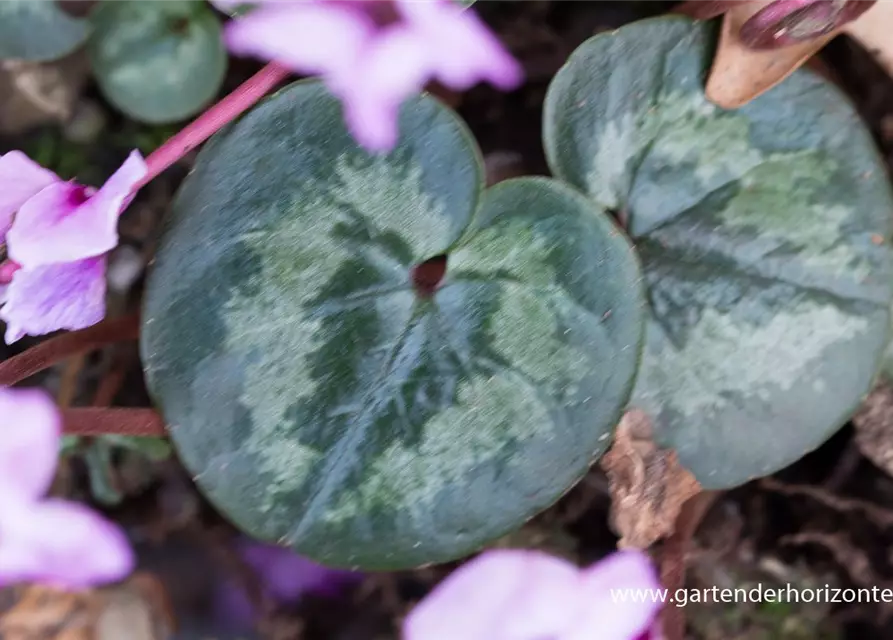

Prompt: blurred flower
[
  {"left": 0, "top": 150, "right": 146, "bottom": 343},
  {"left": 214, "top": 539, "right": 362, "bottom": 629},
  {"left": 0, "top": 386, "right": 133, "bottom": 588},
  {"left": 222, "top": 0, "right": 522, "bottom": 150},
  {"left": 677, "top": 0, "right": 877, "bottom": 49},
  {"left": 404, "top": 549, "right": 663, "bottom": 640}
]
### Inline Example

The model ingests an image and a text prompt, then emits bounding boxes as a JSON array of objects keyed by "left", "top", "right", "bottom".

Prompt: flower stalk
[
  {"left": 137, "top": 62, "right": 291, "bottom": 188},
  {"left": 0, "top": 313, "right": 139, "bottom": 386}
]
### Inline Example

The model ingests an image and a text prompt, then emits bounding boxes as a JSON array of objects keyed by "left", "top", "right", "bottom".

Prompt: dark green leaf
[
  {"left": 142, "top": 81, "right": 643, "bottom": 569},
  {"left": 89, "top": 1, "right": 226, "bottom": 124},
  {"left": 544, "top": 17, "right": 893, "bottom": 488},
  {"left": 0, "top": 0, "right": 90, "bottom": 61},
  {"left": 103, "top": 435, "right": 173, "bottom": 461},
  {"left": 60, "top": 435, "right": 81, "bottom": 456},
  {"left": 85, "top": 440, "right": 124, "bottom": 506}
]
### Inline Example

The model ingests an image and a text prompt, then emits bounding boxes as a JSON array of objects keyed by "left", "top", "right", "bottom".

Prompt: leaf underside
[
  {"left": 544, "top": 17, "right": 893, "bottom": 489},
  {"left": 141, "top": 81, "right": 644, "bottom": 569}
]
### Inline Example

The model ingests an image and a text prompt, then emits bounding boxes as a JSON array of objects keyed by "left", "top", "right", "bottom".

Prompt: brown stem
[
  {"left": 61, "top": 408, "right": 166, "bottom": 437},
  {"left": 0, "top": 314, "right": 140, "bottom": 387},
  {"left": 660, "top": 490, "right": 719, "bottom": 640}
]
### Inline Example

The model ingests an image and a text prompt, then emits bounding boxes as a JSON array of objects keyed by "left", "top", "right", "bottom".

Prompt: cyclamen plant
[{"left": 0, "top": 0, "right": 891, "bottom": 639}]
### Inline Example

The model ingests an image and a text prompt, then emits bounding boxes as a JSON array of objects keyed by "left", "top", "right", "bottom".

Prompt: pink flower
[
  {"left": 0, "top": 386, "right": 134, "bottom": 588},
  {"left": 403, "top": 549, "right": 663, "bottom": 640},
  {"left": 0, "top": 150, "right": 146, "bottom": 344},
  {"left": 222, "top": 0, "right": 522, "bottom": 150},
  {"left": 214, "top": 538, "right": 363, "bottom": 630}
]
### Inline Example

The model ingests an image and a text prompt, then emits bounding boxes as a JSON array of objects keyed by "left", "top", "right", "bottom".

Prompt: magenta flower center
[
  {"left": 330, "top": 0, "right": 400, "bottom": 28},
  {"left": 66, "top": 185, "right": 97, "bottom": 207},
  {"left": 0, "top": 259, "right": 19, "bottom": 284}
]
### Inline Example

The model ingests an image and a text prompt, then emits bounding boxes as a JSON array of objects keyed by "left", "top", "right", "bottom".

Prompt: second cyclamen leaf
[
  {"left": 141, "top": 81, "right": 644, "bottom": 569},
  {"left": 89, "top": 0, "right": 227, "bottom": 124},
  {"left": 545, "top": 17, "right": 893, "bottom": 489}
]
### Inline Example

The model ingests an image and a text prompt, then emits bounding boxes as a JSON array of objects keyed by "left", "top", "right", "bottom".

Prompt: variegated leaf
[
  {"left": 89, "top": 1, "right": 226, "bottom": 124},
  {"left": 544, "top": 17, "right": 893, "bottom": 488},
  {"left": 141, "top": 81, "right": 644, "bottom": 569}
]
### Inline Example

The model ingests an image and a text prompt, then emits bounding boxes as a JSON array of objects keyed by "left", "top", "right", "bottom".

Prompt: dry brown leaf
[
  {"left": 852, "top": 382, "right": 893, "bottom": 478},
  {"left": 0, "top": 574, "right": 175, "bottom": 640},
  {"left": 599, "top": 409, "right": 701, "bottom": 549},
  {"left": 705, "top": 0, "right": 835, "bottom": 109},
  {"left": 842, "top": 0, "right": 893, "bottom": 79},
  {"left": 702, "top": 0, "right": 893, "bottom": 109},
  {"left": 0, "top": 52, "right": 89, "bottom": 135}
]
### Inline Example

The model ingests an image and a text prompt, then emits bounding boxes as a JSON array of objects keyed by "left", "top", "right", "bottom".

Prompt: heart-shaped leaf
[
  {"left": 0, "top": 0, "right": 90, "bottom": 62},
  {"left": 141, "top": 80, "right": 643, "bottom": 569},
  {"left": 544, "top": 16, "right": 893, "bottom": 489},
  {"left": 89, "top": 1, "right": 226, "bottom": 124}
]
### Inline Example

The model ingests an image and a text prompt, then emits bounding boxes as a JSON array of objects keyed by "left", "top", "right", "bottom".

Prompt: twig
[
  {"left": 137, "top": 62, "right": 291, "bottom": 188},
  {"left": 823, "top": 440, "right": 862, "bottom": 492},
  {"left": 660, "top": 490, "right": 719, "bottom": 640},
  {"left": 0, "top": 314, "right": 140, "bottom": 387},
  {"left": 56, "top": 353, "right": 86, "bottom": 407},
  {"left": 761, "top": 476, "right": 893, "bottom": 528},
  {"left": 61, "top": 408, "right": 166, "bottom": 437},
  {"left": 91, "top": 350, "right": 133, "bottom": 407}
]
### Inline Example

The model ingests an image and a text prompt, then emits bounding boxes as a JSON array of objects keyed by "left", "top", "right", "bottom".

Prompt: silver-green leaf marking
[{"left": 544, "top": 17, "right": 893, "bottom": 488}]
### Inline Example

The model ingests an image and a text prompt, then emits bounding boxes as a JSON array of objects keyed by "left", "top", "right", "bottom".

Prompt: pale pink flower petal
[
  {"left": 225, "top": 3, "right": 374, "bottom": 76},
  {"left": 0, "top": 498, "right": 133, "bottom": 588},
  {"left": 340, "top": 26, "right": 430, "bottom": 149},
  {"left": 396, "top": 0, "right": 523, "bottom": 90},
  {"left": 7, "top": 151, "right": 146, "bottom": 267},
  {"left": 0, "top": 387, "right": 60, "bottom": 502},
  {"left": 0, "top": 151, "right": 59, "bottom": 239},
  {"left": 404, "top": 549, "right": 661, "bottom": 640},
  {"left": 403, "top": 549, "right": 581, "bottom": 640},
  {"left": 566, "top": 550, "right": 662, "bottom": 640},
  {"left": 0, "top": 258, "right": 106, "bottom": 344},
  {"left": 222, "top": 0, "right": 522, "bottom": 152}
]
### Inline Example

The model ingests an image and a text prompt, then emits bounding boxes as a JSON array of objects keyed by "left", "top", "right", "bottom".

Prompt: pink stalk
[
  {"left": 62, "top": 408, "right": 166, "bottom": 437},
  {"left": 136, "top": 62, "right": 291, "bottom": 189}
]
